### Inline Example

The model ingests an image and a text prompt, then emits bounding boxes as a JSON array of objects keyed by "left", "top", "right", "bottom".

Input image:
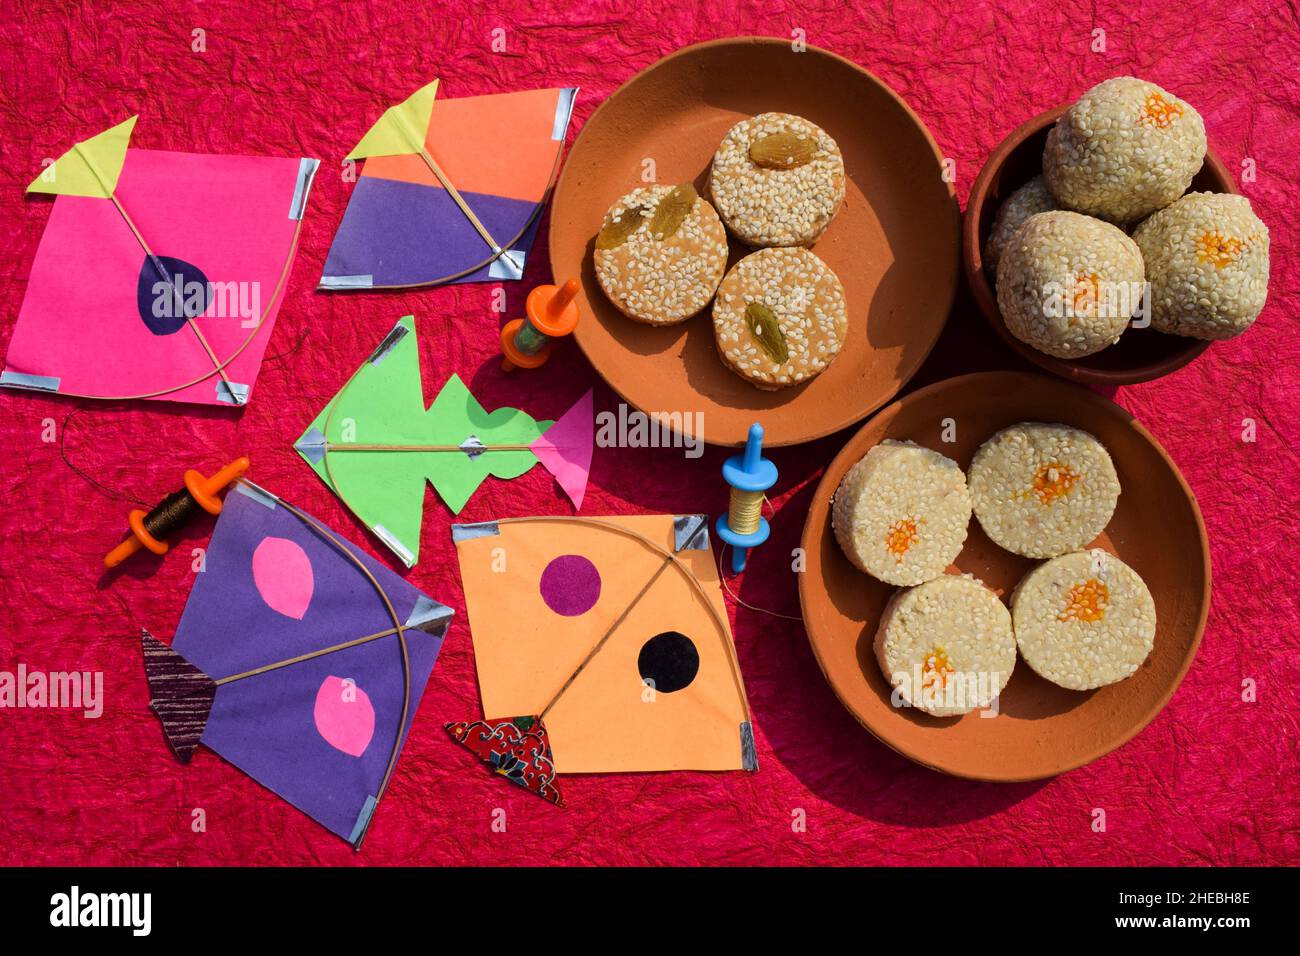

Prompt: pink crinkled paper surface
[{"left": 0, "top": 0, "right": 1296, "bottom": 865}]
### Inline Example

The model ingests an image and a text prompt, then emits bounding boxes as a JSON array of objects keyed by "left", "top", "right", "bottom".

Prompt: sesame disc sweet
[
  {"left": 969, "top": 422, "right": 1119, "bottom": 559},
  {"left": 832, "top": 440, "right": 972, "bottom": 587},
  {"left": 874, "top": 574, "right": 1017, "bottom": 717},
  {"left": 593, "top": 184, "right": 729, "bottom": 326},
  {"left": 712, "top": 247, "right": 847, "bottom": 389},
  {"left": 1012, "top": 549, "right": 1156, "bottom": 691},
  {"left": 709, "top": 112, "right": 845, "bottom": 247}
]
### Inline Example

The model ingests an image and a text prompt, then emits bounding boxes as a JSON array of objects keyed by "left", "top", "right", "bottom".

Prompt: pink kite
[{"left": 3, "top": 116, "right": 318, "bottom": 406}]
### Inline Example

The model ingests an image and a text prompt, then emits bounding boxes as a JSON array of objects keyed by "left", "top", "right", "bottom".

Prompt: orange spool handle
[
  {"left": 501, "top": 278, "right": 581, "bottom": 372},
  {"left": 104, "top": 457, "right": 250, "bottom": 569}
]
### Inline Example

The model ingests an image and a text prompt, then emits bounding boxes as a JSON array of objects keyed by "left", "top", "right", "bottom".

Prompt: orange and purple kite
[{"left": 319, "top": 80, "right": 577, "bottom": 290}]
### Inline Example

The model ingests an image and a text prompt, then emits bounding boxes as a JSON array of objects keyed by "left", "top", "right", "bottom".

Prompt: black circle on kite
[
  {"left": 637, "top": 631, "right": 699, "bottom": 694},
  {"left": 137, "top": 254, "right": 212, "bottom": 336}
]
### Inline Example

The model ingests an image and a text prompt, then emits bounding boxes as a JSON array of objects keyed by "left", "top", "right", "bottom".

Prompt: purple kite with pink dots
[{"left": 142, "top": 480, "right": 452, "bottom": 848}]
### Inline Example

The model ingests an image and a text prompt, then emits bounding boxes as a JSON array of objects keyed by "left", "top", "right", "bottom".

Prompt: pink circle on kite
[
  {"left": 539, "top": 554, "right": 601, "bottom": 616},
  {"left": 251, "top": 536, "right": 314, "bottom": 620},
  {"left": 314, "top": 676, "right": 375, "bottom": 758}
]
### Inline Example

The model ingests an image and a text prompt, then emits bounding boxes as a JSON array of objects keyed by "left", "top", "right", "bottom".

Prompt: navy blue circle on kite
[
  {"left": 637, "top": 631, "right": 699, "bottom": 694},
  {"left": 136, "top": 254, "right": 212, "bottom": 336}
]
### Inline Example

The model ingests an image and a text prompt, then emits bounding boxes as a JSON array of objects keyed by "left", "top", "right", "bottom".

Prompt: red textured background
[{"left": 1, "top": 1, "right": 1297, "bottom": 866}]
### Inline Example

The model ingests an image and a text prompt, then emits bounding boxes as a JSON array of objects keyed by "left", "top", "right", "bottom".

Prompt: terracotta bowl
[
  {"left": 550, "top": 37, "right": 960, "bottom": 447},
  {"left": 799, "top": 371, "right": 1210, "bottom": 781},
  {"left": 964, "top": 105, "right": 1237, "bottom": 386}
]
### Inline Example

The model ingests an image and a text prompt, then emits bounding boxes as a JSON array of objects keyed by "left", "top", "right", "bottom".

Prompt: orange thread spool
[
  {"left": 104, "top": 457, "right": 250, "bottom": 569},
  {"left": 501, "top": 278, "right": 580, "bottom": 372}
]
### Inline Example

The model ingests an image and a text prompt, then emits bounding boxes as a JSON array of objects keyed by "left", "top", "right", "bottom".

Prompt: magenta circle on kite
[
  {"left": 314, "top": 676, "right": 375, "bottom": 758},
  {"left": 251, "top": 536, "right": 315, "bottom": 620},
  {"left": 539, "top": 554, "right": 601, "bottom": 616}
]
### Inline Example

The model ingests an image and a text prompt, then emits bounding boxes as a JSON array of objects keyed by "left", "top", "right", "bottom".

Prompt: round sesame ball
[
  {"left": 1132, "top": 192, "right": 1270, "bottom": 340},
  {"left": 984, "top": 176, "right": 1059, "bottom": 275},
  {"left": 969, "top": 422, "right": 1120, "bottom": 559},
  {"left": 996, "top": 211, "right": 1145, "bottom": 359},
  {"left": 709, "top": 112, "right": 845, "bottom": 247},
  {"left": 1012, "top": 549, "right": 1156, "bottom": 691},
  {"left": 594, "top": 184, "right": 729, "bottom": 326},
  {"left": 832, "top": 440, "right": 972, "bottom": 587},
  {"left": 712, "top": 247, "right": 847, "bottom": 389},
  {"left": 1043, "top": 77, "right": 1207, "bottom": 224},
  {"left": 875, "top": 574, "right": 1016, "bottom": 717}
]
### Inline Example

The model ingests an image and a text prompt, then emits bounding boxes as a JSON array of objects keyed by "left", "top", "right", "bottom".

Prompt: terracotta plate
[
  {"left": 799, "top": 371, "right": 1210, "bottom": 781},
  {"left": 549, "top": 37, "right": 960, "bottom": 447}
]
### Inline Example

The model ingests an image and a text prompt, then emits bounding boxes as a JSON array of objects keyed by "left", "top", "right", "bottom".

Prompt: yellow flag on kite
[
  {"left": 345, "top": 79, "right": 440, "bottom": 161},
  {"left": 27, "top": 115, "right": 138, "bottom": 199}
]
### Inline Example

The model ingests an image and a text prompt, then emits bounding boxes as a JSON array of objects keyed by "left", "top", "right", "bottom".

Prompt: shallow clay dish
[
  {"left": 799, "top": 371, "right": 1210, "bottom": 781},
  {"left": 550, "top": 37, "right": 960, "bottom": 447},
  {"left": 965, "top": 105, "right": 1236, "bottom": 386}
]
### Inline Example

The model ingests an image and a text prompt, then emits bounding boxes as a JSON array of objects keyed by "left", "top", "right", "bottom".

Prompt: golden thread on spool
[{"left": 728, "top": 488, "right": 765, "bottom": 536}]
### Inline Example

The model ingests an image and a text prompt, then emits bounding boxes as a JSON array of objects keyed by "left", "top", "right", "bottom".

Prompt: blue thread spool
[{"left": 716, "top": 423, "right": 778, "bottom": 574}]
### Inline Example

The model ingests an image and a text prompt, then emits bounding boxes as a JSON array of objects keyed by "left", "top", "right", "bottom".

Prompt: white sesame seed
[
  {"left": 593, "top": 185, "right": 728, "bottom": 326},
  {"left": 875, "top": 574, "right": 1016, "bottom": 716},
  {"left": 1132, "top": 191, "right": 1270, "bottom": 340},
  {"left": 709, "top": 112, "right": 846, "bottom": 247},
  {"left": 1043, "top": 77, "right": 1206, "bottom": 224}
]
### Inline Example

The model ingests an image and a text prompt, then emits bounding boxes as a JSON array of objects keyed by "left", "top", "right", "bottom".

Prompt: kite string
[
  {"left": 716, "top": 497, "right": 803, "bottom": 623},
  {"left": 58, "top": 402, "right": 148, "bottom": 506},
  {"left": 717, "top": 544, "right": 804, "bottom": 622}
]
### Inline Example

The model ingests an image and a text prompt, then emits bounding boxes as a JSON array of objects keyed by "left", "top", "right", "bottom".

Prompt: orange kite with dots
[{"left": 446, "top": 514, "right": 758, "bottom": 805}]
